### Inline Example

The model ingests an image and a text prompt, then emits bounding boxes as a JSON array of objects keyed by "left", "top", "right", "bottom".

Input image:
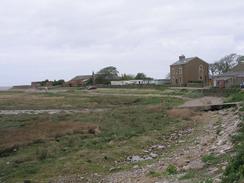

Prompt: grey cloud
[{"left": 0, "top": 0, "right": 244, "bottom": 85}]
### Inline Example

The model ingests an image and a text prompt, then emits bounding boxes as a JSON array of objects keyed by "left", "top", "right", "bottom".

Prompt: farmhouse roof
[
  {"left": 214, "top": 77, "right": 233, "bottom": 81},
  {"left": 70, "top": 75, "right": 92, "bottom": 81},
  {"left": 171, "top": 56, "right": 198, "bottom": 66},
  {"left": 216, "top": 71, "right": 244, "bottom": 78}
]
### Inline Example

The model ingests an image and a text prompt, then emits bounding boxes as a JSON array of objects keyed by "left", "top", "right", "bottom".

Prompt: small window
[{"left": 179, "top": 67, "right": 183, "bottom": 74}]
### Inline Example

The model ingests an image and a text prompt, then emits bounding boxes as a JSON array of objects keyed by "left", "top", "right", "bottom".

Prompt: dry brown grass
[
  {"left": 167, "top": 108, "right": 196, "bottom": 120},
  {"left": 0, "top": 122, "right": 100, "bottom": 152}
]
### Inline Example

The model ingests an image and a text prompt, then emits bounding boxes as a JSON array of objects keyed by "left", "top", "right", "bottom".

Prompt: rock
[
  {"left": 208, "top": 167, "right": 218, "bottom": 174},
  {"left": 146, "top": 164, "right": 153, "bottom": 168},
  {"left": 185, "top": 160, "right": 190, "bottom": 164},
  {"left": 150, "top": 153, "right": 158, "bottom": 158},
  {"left": 128, "top": 155, "right": 143, "bottom": 162},
  {"left": 109, "top": 167, "right": 121, "bottom": 172},
  {"left": 133, "top": 165, "right": 139, "bottom": 169},
  {"left": 222, "top": 166, "right": 226, "bottom": 171},
  {"left": 214, "top": 178, "right": 222, "bottom": 183},
  {"left": 183, "top": 160, "right": 204, "bottom": 170},
  {"left": 157, "top": 145, "right": 166, "bottom": 149},
  {"left": 144, "top": 156, "right": 153, "bottom": 160}
]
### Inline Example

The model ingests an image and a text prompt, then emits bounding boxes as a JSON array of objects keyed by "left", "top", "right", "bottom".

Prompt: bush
[
  {"left": 147, "top": 170, "right": 161, "bottom": 177},
  {"left": 202, "top": 154, "right": 220, "bottom": 165},
  {"left": 165, "top": 164, "right": 177, "bottom": 175}
]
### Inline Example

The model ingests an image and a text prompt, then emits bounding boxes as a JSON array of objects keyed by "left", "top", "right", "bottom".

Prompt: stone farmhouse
[{"left": 170, "top": 55, "right": 209, "bottom": 87}]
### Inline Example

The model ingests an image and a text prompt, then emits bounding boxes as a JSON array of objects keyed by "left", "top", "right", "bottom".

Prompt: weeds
[
  {"left": 147, "top": 170, "right": 162, "bottom": 177},
  {"left": 179, "top": 170, "right": 196, "bottom": 180},
  {"left": 222, "top": 121, "right": 244, "bottom": 183},
  {"left": 165, "top": 164, "right": 177, "bottom": 175},
  {"left": 202, "top": 154, "right": 220, "bottom": 165},
  {"left": 36, "top": 147, "right": 48, "bottom": 161}
]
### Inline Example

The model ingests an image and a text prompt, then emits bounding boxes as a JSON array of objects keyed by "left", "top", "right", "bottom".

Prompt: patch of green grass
[
  {"left": 147, "top": 170, "right": 162, "bottom": 177},
  {"left": 179, "top": 170, "right": 196, "bottom": 180},
  {"left": 165, "top": 164, "right": 177, "bottom": 175},
  {"left": 201, "top": 154, "right": 221, "bottom": 165},
  {"left": 199, "top": 178, "right": 213, "bottom": 183},
  {"left": 0, "top": 89, "right": 194, "bottom": 182},
  {"left": 228, "top": 91, "right": 244, "bottom": 102}
]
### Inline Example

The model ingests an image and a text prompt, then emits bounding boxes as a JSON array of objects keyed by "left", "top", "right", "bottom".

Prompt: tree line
[{"left": 92, "top": 66, "right": 153, "bottom": 85}]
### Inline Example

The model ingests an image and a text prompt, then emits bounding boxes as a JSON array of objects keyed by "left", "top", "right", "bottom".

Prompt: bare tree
[{"left": 210, "top": 53, "right": 242, "bottom": 76}]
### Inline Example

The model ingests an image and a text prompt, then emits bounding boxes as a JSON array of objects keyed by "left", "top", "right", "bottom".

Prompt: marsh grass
[{"left": 0, "top": 89, "right": 188, "bottom": 182}]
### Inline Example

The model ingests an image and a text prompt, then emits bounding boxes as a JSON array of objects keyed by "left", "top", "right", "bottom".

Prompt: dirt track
[{"left": 179, "top": 97, "right": 224, "bottom": 107}]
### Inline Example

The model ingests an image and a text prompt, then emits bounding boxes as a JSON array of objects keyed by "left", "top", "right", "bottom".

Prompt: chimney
[{"left": 179, "top": 55, "right": 185, "bottom": 61}]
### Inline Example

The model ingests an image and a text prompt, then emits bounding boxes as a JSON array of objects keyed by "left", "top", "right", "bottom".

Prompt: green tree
[
  {"left": 135, "top": 73, "right": 147, "bottom": 79},
  {"left": 121, "top": 74, "right": 135, "bottom": 80},
  {"left": 53, "top": 80, "right": 65, "bottom": 86},
  {"left": 95, "top": 66, "right": 119, "bottom": 84}
]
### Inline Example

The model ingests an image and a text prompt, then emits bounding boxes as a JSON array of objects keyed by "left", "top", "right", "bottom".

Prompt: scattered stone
[
  {"left": 144, "top": 156, "right": 153, "bottom": 161},
  {"left": 183, "top": 160, "right": 204, "bottom": 170},
  {"left": 127, "top": 156, "right": 142, "bottom": 162},
  {"left": 133, "top": 165, "right": 139, "bottom": 169},
  {"left": 214, "top": 178, "right": 222, "bottom": 183},
  {"left": 150, "top": 153, "right": 158, "bottom": 158}
]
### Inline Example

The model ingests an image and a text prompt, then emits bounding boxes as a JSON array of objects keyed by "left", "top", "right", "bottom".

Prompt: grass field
[
  {"left": 0, "top": 88, "right": 189, "bottom": 182},
  {"left": 1, "top": 87, "right": 243, "bottom": 183}
]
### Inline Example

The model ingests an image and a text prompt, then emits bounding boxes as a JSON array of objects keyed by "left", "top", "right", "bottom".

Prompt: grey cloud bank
[{"left": 0, "top": 0, "right": 244, "bottom": 85}]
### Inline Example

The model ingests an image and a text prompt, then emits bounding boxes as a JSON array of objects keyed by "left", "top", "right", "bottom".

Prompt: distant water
[{"left": 0, "top": 86, "right": 11, "bottom": 91}]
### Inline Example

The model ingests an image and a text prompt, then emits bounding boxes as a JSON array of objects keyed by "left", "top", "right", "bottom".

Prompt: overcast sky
[{"left": 0, "top": 0, "right": 244, "bottom": 86}]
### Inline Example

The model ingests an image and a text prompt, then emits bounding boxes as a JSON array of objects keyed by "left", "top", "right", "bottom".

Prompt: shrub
[
  {"left": 201, "top": 154, "right": 220, "bottom": 165},
  {"left": 147, "top": 170, "right": 161, "bottom": 177},
  {"left": 165, "top": 164, "right": 177, "bottom": 175}
]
